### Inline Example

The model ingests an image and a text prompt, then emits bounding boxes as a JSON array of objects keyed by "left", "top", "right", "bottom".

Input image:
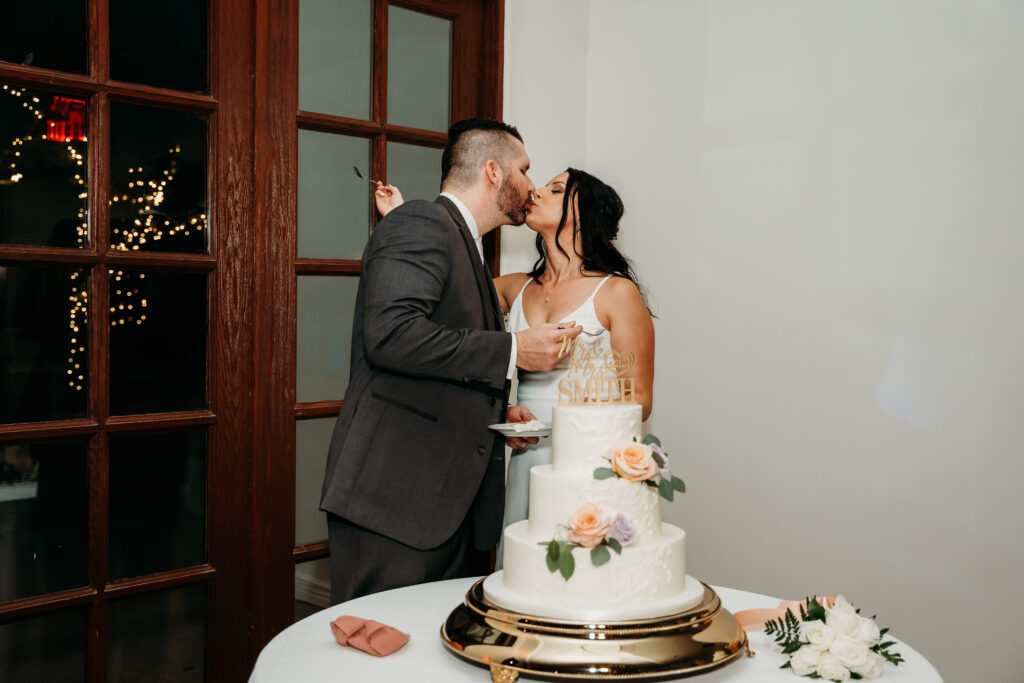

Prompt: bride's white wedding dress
[{"left": 497, "top": 275, "right": 614, "bottom": 567}]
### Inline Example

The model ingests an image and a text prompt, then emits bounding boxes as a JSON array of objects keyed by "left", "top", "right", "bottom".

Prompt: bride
[{"left": 376, "top": 169, "right": 655, "bottom": 558}]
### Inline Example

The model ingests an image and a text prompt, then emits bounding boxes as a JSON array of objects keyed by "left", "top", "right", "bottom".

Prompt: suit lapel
[
  {"left": 436, "top": 196, "right": 503, "bottom": 331},
  {"left": 484, "top": 262, "right": 504, "bottom": 330}
]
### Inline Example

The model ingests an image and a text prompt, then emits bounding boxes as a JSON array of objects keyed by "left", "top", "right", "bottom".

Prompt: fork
[
  {"left": 556, "top": 326, "right": 603, "bottom": 336},
  {"left": 352, "top": 166, "right": 383, "bottom": 186}
]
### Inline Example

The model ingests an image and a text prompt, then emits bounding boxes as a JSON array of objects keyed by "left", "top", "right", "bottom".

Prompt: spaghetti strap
[
  {"left": 586, "top": 275, "right": 614, "bottom": 303},
  {"left": 515, "top": 277, "right": 533, "bottom": 301}
]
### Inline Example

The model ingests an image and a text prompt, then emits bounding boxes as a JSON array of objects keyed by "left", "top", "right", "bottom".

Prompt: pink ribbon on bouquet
[
  {"left": 733, "top": 596, "right": 836, "bottom": 632},
  {"left": 330, "top": 615, "right": 410, "bottom": 656}
]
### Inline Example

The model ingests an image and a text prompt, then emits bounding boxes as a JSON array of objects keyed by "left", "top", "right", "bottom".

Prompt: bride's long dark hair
[{"left": 529, "top": 168, "right": 650, "bottom": 307}]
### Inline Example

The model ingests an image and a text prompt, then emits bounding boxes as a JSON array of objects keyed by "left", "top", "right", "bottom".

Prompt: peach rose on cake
[
  {"left": 610, "top": 443, "right": 659, "bottom": 482},
  {"left": 567, "top": 503, "right": 610, "bottom": 548}
]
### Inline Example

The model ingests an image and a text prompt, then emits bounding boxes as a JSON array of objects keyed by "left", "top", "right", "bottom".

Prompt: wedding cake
[{"left": 482, "top": 402, "right": 704, "bottom": 621}]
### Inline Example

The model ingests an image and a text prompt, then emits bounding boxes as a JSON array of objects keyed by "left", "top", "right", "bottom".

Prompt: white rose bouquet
[{"left": 764, "top": 596, "right": 903, "bottom": 681}]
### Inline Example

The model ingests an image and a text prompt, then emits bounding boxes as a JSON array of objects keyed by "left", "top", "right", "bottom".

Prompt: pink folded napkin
[
  {"left": 330, "top": 615, "right": 410, "bottom": 656},
  {"left": 733, "top": 596, "right": 836, "bottom": 632}
]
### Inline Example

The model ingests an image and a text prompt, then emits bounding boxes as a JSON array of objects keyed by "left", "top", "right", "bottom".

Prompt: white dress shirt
[{"left": 440, "top": 192, "right": 517, "bottom": 380}]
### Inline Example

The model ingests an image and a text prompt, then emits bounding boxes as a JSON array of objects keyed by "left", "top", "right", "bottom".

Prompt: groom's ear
[{"left": 482, "top": 159, "right": 502, "bottom": 189}]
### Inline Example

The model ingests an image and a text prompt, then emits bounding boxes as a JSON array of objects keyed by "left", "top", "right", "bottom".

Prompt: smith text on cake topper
[{"left": 557, "top": 339, "right": 636, "bottom": 405}]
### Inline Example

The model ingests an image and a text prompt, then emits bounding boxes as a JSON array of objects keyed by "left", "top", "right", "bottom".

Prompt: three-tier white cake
[{"left": 482, "top": 403, "right": 704, "bottom": 621}]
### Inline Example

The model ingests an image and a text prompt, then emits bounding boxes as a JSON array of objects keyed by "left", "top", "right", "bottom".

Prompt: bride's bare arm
[
  {"left": 493, "top": 272, "right": 531, "bottom": 313},
  {"left": 374, "top": 185, "right": 404, "bottom": 217},
  {"left": 597, "top": 278, "right": 655, "bottom": 420}
]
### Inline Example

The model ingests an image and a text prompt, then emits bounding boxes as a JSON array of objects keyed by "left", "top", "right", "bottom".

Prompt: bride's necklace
[{"left": 542, "top": 274, "right": 581, "bottom": 303}]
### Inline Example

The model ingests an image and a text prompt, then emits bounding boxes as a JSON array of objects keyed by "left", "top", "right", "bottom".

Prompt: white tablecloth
[{"left": 249, "top": 577, "right": 942, "bottom": 683}]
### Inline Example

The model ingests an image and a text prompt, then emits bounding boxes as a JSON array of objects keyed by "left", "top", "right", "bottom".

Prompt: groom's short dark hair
[{"left": 441, "top": 118, "right": 523, "bottom": 190}]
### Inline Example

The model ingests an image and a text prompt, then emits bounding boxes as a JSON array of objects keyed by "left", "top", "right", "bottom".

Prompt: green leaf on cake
[
  {"left": 658, "top": 477, "right": 674, "bottom": 501},
  {"left": 672, "top": 476, "right": 686, "bottom": 493},
  {"left": 642, "top": 434, "right": 662, "bottom": 447},
  {"left": 546, "top": 540, "right": 559, "bottom": 573},
  {"left": 593, "top": 467, "right": 616, "bottom": 480},
  {"left": 558, "top": 546, "right": 575, "bottom": 580},
  {"left": 591, "top": 545, "right": 611, "bottom": 566},
  {"left": 606, "top": 537, "right": 622, "bottom": 554}
]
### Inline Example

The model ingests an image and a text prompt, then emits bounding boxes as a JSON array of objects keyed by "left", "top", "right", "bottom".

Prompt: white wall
[
  {"left": 504, "top": 2, "right": 1024, "bottom": 681},
  {"left": 500, "top": 0, "right": 590, "bottom": 275}
]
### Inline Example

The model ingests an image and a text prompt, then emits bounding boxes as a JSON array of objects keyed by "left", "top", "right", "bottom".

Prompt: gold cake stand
[{"left": 440, "top": 579, "right": 751, "bottom": 681}]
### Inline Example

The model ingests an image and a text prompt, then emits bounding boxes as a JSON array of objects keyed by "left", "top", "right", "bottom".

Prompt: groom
[{"left": 321, "top": 118, "right": 582, "bottom": 603}]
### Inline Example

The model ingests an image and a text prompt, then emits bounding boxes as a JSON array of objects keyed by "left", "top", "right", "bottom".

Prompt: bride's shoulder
[
  {"left": 594, "top": 276, "right": 648, "bottom": 319},
  {"left": 494, "top": 271, "right": 530, "bottom": 292},
  {"left": 494, "top": 272, "right": 532, "bottom": 310},
  {"left": 597, "top": 275, "right": 642, "bottom": 300}
]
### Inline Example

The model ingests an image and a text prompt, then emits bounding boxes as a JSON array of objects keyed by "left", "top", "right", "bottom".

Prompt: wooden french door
[
  {"left": 0, "top": 0, "right": 501, "bottom": 679},
  {"left": 0, "top": 1, "right": 253, "bottom": 681},
  {"left": 252, "top": 0, "right": 504, "bottom": 653}
]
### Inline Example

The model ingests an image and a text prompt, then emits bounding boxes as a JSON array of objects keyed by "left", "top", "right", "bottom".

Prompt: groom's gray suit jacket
[{"left": 321, "top": 196, "right": 512, "bottom": 551}]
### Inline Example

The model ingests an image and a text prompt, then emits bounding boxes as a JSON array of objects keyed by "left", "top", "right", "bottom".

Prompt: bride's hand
[{"left": 375, "top": 184, "right": 404, "bottom": 217}]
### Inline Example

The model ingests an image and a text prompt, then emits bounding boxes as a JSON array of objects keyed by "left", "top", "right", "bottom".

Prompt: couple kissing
[{"left": 320, "top": 118, "right": 654, "bottom": 603}]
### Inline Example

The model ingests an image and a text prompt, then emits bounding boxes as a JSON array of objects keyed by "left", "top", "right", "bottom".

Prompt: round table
[{"left": 249, "top": 577, "right": 942, "bottom": 682}]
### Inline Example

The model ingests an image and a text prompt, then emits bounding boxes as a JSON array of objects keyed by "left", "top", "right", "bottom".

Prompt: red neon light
[{"left": 44, "top": 96, "right": 87, "bottom": 142}]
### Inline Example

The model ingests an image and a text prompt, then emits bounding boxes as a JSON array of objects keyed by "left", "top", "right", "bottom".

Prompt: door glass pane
[
  {"left": 294, "top": 558, "right": 330, "bottom": 622},
  {"left": 299, "top": 0, "right": 371, "bottom": 119},
  {"left": 386, "top": 142, "right": 442, "bottom": 202},
  {"left": 296, "top": 276, "right": 358, "bottom": 403},
  {"left": 0, "top": 265, "right": 89, "bottom": 424},
  {"left": 109, "top": 428, "right": 207, "bottom": 581},
  {"left": 110, "top": 103, "right": 209, "bottom": 254},
  {"left": 0, "top": 3, "right": 87, "bottom": 74},
  {"left": 108, "top": 584, "right": 206, "bottom": 683},
  {"left": 0, "top": 607, "right": 87, "bottom": 683},
  {"left": 298, "top": 131, "right": 370, "bottom": 259},
  {"left": 109, "top": 0, "right": 209, "bottom": 93},
  {"left": 0, "top": 440, "right": 87, "bottom": 601},
  {"left": 0, "top": 84, "right": 89, "bottom": 248},
  {"left": 109, "top": 270, "right": 207, "bottom": 415},
  {"left": 295, "top": 418, "right": 333, "bottom": 545},
  {"left": 387, "top": 6, "right": 451, "bottom": 131}
]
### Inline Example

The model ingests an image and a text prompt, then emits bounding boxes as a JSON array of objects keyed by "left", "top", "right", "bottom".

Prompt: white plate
[{"left": 488, "top": 422, "right": 552, "bottom": 438}]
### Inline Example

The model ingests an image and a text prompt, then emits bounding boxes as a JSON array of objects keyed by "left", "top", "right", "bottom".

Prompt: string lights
[
  {"left": 66, "top": 271, "right": 88, "bottom": 391},
  {"left": 2, "top": 83, "right": 208, "bottom": 396},
  {"left": 2, "top": 84, "right": 89, "bottom": 243},
  {"left": 109, "top": 149, "right": 207, "bottom": 252},
  {"left": 108, "top": 269, "right": 148, "bottom": 329}
]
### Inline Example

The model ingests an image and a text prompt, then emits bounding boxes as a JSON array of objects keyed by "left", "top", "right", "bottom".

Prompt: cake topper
[{"left": 557, "top": 338, "right": 636, "bottom": 405}]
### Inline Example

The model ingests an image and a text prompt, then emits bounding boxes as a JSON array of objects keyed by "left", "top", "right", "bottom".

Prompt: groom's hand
[
  {"left": 514, "top": 321, "right": 583, "bottom": 372},
  {"left": 504, "top": 405, "right": 540, "bottom": 449}
]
